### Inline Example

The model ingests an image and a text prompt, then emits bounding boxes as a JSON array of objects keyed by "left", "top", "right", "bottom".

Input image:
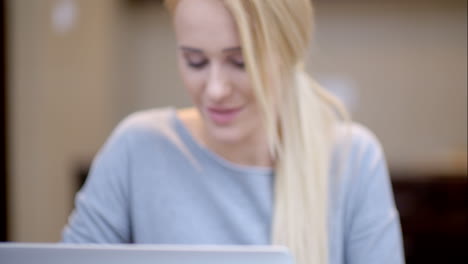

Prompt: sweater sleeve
[
  {"left": 344, "top": 125, "right": 405, "bottom": 264},
  {"left": 61, "top": 121, "right": 132, "bottom": 243}
]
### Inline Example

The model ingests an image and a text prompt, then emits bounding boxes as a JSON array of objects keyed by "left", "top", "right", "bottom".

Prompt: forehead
[{"left": 174, "top": 0, "right": 240, "bottom": 49}]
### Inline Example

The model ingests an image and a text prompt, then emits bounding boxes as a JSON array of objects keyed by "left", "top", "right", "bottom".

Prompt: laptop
[{"left": 0, "top": 243, "right": 294, "bottom": 264}]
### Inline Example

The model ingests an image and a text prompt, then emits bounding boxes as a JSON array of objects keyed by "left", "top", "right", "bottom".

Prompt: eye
[
  {"left": 231, "top": 59, "right": 245, "bottom": 69},
  {"left": 187, "top": 59, "right": 209, "bottom": 69},
  {"left": 182, "top": 52, "right": 208, "bottom": 70},
  {"left": 229, "top": 55, "right": 245, "bottom": 70}
]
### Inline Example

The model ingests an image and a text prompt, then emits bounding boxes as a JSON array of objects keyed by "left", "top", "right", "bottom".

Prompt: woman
[{"left": 62, "top": 0, "right": 405, "bottom": 263}]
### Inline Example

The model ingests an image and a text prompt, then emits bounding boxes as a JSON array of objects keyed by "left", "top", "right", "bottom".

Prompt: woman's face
[{"left": 173, "top": 0, "right": 261, "bottom": 144}]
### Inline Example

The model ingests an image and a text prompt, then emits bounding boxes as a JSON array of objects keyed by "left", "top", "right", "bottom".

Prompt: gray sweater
[{"left": 62, "top": 108, "right": 405, "bottom": 264}]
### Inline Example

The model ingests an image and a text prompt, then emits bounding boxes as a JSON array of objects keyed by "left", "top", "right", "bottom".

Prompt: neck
[
  {"left": 203, "top": 125, "right": 273, "bottom": 168},
  {"left": 178, "top": 107, "right": 273, "bottom": 168}
]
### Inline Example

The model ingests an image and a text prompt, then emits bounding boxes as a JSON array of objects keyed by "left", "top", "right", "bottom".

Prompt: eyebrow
[{"left": 180, "top": 46, "right": 242, "bottom": 53}]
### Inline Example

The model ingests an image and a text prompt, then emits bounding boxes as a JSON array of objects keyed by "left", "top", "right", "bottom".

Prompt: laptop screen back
[{"left": 0, "top": 243, "right": 294, "bottom": 264}]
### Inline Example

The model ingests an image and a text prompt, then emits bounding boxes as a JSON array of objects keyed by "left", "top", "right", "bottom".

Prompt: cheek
[
  {"left": 233, "top": 71, "right": 254, "bottom": 100},
  {"left": 182, "top": 74, "right": 204, "bottom": 103},
  {"left": 177, "top": 62, "right": 205, "bottom": 102}
]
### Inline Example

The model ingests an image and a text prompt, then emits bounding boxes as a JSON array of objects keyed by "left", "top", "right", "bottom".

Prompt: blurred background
[{"left": 0, "top": 0, "right": 466, "bottom": 263}]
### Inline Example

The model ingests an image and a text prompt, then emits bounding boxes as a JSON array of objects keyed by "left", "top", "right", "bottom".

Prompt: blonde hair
[{"left": 165, "top": 1, "right": 349, "bottom": 264}]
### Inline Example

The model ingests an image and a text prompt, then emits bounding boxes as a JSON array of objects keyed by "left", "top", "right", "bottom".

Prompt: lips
[{"left": 206, "top": 106, "right": 243, "bottom": 125}]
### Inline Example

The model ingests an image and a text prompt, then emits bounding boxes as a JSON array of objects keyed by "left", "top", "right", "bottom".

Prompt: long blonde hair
[{"left": 165, "top": 1, "right": 349, "bottom": 263}]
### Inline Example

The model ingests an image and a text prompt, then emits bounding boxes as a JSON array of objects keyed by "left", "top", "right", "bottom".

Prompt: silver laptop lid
[{"left": 0, "top": 243, "right": 294, "bottom": 264}]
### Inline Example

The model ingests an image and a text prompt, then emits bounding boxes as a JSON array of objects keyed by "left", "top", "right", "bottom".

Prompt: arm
[
  {"left": 344, "top": 126, "right": 405, "bottom": 264},
  {"left": 61, "top": 123, "right": 132, "bottom": 243}
]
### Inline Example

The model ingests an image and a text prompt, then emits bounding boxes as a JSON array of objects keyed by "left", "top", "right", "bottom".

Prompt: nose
[{"left": 205, "top": 64, "right": 232, "bottom": 103}]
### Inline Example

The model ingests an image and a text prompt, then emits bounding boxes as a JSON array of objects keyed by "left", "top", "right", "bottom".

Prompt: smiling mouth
[{"left": 206, "top": 107, "right": 243, "bottom": 125}]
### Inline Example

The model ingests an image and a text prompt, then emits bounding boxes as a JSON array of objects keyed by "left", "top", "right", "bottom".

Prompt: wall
[
  {"left": 8, "top": 0, "right": 118, "bottom": 241},
  {"left": 309, "top": 0, "right": 467, "bottom": 173},
  {"left": 112, "top": 1, "right": 189, "bottom": 121}
]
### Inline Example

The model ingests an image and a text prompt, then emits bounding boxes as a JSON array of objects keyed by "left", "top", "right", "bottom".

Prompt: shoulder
[
  {"left": 330, "top": 122, "right": 393, "bottom": 209},
  {"left": 108, "top": 107, "right": 177, "bottom": 143},
  {"left": 95, "top": 107, "right": 179, "bottom": 157},
  {"left": 334, "top": 122, "right": 382, "bottom": 150},
  {"left": 332, "top": 122, "right": 385, "bottom": 166},
  {"left": 115, "top": 107, "right": 175, "bottom": 135},
  {"left": 330, "top": 122, "right": 389, "bottom": 195}
]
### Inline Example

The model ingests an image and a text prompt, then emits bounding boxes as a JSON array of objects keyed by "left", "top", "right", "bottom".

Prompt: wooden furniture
[{"left": 392, "top": 173, "right": 467, "bottom": 264}]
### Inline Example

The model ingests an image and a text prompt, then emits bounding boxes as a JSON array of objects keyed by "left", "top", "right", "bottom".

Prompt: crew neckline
[{"left": 169, "top": 108, "right": 274, "bottom": 177}]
